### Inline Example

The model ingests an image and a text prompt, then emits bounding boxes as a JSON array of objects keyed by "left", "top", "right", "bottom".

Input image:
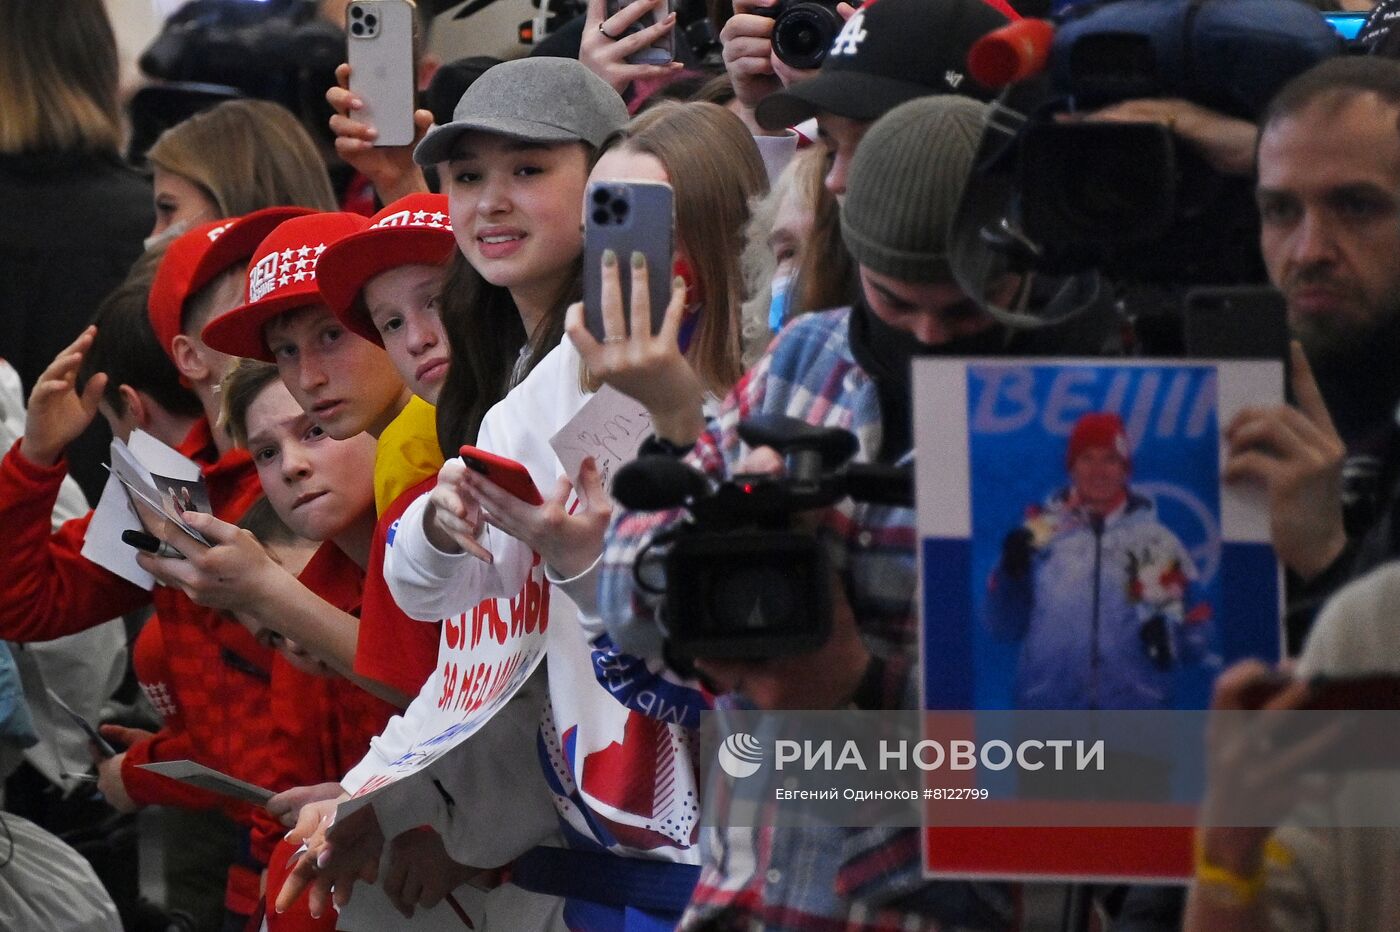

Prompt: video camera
[
  {"left": 612, "top": 414, "right": 911, "bottom": 663},
  {"left": 954, "top": 0, "right": 1339, "bottom": 297}
]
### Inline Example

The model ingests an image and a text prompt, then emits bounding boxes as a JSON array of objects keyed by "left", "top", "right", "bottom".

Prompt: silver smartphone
[
  {"left": 605, "top": 0, "right": 676, "bottom": 65},
  {"left": 584, "top": 180, "right": 675, "bottom": 342},
  {"left": 346, "top": 0, "right": 416, "bottom": 148}
]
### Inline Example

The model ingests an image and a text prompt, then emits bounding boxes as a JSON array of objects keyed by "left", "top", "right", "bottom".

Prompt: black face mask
[{"left": 849, "top": 299, "right": 1009, "bottom": 463}]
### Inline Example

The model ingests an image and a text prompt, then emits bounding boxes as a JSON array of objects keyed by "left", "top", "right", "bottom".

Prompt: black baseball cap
[{"left": 755, "top": 0, "right": 1013, "bottom": 131}]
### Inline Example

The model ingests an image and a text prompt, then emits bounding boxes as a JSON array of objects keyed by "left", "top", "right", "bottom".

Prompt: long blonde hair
[
  {"left": 146, "top": 100, "right": 339, "bottom": 216},
  {"left": 0, "top": 0, "right": 121, "bottom": 154},
  {"left": 597, "top": 101, "right": 768, "bottom": 396}
]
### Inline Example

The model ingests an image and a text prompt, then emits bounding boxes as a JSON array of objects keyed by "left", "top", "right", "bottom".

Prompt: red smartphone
[{"left": 458, "top": 445, "right": 543, "bottom": 506}]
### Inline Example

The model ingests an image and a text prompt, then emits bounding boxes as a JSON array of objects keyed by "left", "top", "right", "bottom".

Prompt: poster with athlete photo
[{"left": 913, "top": 358, "right": 1285, "bottom": 882}]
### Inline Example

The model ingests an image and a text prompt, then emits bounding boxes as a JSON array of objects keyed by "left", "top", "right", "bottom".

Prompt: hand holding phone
[
  {"left": 1183, "top": 286, "right": 1292, "bottom": 400},
  {"left": 583, "top": 180, "right": 675, "bottom": 344},
  {"left": 458, "top": 446, "right": 543, "bottom": 506},
  {"left": 602, "top": 0, "right": 676, "bottom": 65},
  {"left": 346, "top": 0, "right": 416, "bottom": 148}
]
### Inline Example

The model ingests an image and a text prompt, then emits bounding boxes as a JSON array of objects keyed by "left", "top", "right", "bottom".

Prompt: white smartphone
[{"left": 346, "top": 0, "right": 416, "bottom": 148}]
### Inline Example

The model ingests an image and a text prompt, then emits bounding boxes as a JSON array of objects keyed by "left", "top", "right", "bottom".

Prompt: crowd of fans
[{"left": 3, "top": 0, "right": 1400, "bottom": 929}]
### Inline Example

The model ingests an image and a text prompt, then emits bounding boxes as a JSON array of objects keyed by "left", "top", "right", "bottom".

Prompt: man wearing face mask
[{"left": 598, "top": 94, "right": 1118, "bottom": 930}]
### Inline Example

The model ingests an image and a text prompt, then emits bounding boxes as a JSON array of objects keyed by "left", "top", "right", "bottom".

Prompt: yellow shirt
[{"left": 373, "top": 395, "right": 444, "bottom": 515}]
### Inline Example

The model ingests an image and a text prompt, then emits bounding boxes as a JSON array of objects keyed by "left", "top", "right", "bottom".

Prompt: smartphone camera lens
[
  {"left": 611, "top": 200, "right": 629, "bottom": 219},
  {"left": 350, "top": 21, "right": 364, "bottom": 35},
  {"left": 593, "top": 209, "right": 611, "bottom": 226},
  {"left": 592, "top": 189, "right": 610, "bottom": 206},
  {"left": 365, "top": 13, "right": 378, "bottom": 27},
  {"left": 350, "top": 4, "right": 363, "bottom": 17}
]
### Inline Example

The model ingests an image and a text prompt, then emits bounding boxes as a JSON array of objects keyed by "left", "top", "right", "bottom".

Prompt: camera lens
[
  {"left": 365, "top": 13, "right": 378, "bottom": 27},
  {"left": 772, "top": 4, "right": 843, "bottom": 70},
  {"left": 611, "top": 200, "right": 629, "bottom": 219},
  {"left": 350, "top": 21, "right": 364, "bottom": 35},
  {"left": 592, "top": 189, "right": 610, "bottom": 205},
  {"left": 350, "top": 4, "right": 363, "bottom": 18},
  {"left": 593, "top": 209, "right": 611, "bottom": 226},
  {"left": 707, "top": 568, "right": 800, "bottom": 634}
]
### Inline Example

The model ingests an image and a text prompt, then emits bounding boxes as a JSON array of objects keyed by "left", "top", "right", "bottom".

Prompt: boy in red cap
[
  {"left": 184, "top": 210, "right": 439, "bottom": 708},
  {"left": 0, "top": 222, "right": 282, "bottom": 925},
  {"left": 314, "top": 194, "right": 455, "bottom": 701},
  {"left": 146, "top": 206, "right": 316, "bottom": 435},
  {"left": 109, "top": 207, "right": 310, "bottom": 814},
  {"left": 986, "top": 411, "right": 1215, "bottom": 710},
  {"left": 316, "top": 192, "right": 454, "bottom": 410},
  {"left": 216, "top": 361, "right": 405, "bottom": 932}
]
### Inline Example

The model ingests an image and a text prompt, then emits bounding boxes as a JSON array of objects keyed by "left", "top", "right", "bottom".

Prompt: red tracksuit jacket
[
  {"left": 249, "top": 539, "right": 398, "bottom": 865},
  {"left": 0, "top": 421, "right": 277, "bottom": 812}
]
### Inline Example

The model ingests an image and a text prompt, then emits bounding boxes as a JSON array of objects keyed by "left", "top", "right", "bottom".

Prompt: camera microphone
[
  {"left": 967, "top": 17, "right": 1055, "bottom": 88},
  {"left": 613, "top": 456, "right": 710, "bottom": 512}
]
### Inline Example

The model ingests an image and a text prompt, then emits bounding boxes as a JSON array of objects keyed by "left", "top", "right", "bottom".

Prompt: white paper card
[
  {"left": 80, "top": 471, "right": 155, "bottom": 589},
  {"left": 548, "top": 385, "right": 653, "bottom": 491}
]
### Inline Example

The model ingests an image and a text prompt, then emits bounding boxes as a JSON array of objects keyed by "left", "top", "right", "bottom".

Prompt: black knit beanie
[{"left": 840, "top": 96, "right": 991, "bottom": 283}]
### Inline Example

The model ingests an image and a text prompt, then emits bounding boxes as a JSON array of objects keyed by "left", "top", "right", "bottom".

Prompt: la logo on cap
[
  {"left": 373, "top": 207, "right": 451, "bottom": 230},
  {"left": 831, "top": 10, "right": 868, "bottom": 56}
]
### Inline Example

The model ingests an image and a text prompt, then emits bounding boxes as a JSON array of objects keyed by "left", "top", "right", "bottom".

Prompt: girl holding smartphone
[{"left": 383, "top": 99, "right": 767, "bottom": 930}]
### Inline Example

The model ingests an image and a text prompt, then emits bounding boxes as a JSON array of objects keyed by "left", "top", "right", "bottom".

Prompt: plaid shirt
[{"left": 598, "top": 309, "right": 1009, "bottom": 929}]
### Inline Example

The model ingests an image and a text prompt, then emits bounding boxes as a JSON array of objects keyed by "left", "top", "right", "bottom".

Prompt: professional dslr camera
[
  {"left": 612, "top": 414, "right": 911, "bottom": 663},
  {"left": 757, "top": 0, "right": 846, "bottom": 69}
]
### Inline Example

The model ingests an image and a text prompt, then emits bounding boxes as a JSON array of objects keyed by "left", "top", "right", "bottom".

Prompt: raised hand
[
  {"left": 1224, "top": 343, "right": 1346, "bottom": 580},
  {"left": 21, "top": 326, "right": 108, "bottom": 468},
  {"left": 565, "top": 250, "right": 707, "bottom": 447},
  {"left": 580, "top": 0, "right": 684, "bottom": 94},
  {"left": 327, "top": 63, "right": 433, "bottom": 203}
]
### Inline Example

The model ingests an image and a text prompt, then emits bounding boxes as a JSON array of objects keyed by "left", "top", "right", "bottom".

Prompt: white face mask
[{"left": 143, "top": 220, "right": 192, "bottom": 252}]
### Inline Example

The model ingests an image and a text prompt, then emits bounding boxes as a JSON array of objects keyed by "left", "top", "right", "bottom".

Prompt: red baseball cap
[
  {"left": 147, "top": 207, "right": 315, "bottom": 364},
  {"left": 316, "top": 193, "right": 456, "bottom": 345},
  {"left": 202, "top": 212, "right": 371, "bottom": 363}
]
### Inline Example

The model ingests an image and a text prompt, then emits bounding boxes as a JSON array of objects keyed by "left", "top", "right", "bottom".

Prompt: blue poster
[{"left": 915, "top": 359, "right": 1284, "bottom": 713}]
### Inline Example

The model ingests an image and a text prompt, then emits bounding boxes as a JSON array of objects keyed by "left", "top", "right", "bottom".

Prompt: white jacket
[{"left": 386, "top": 340, "right": 701, "bottom": 864}]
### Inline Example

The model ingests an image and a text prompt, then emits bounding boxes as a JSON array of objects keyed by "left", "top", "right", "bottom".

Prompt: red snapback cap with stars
[
  {"left": 316, "top": 193, "right": 455, "bottom": 345},
  {"left": 148, "top": 207, "right": 316, "bottom": 364},
  {"left": 201, "top": 212, "right": 370, "bottom": 363}
]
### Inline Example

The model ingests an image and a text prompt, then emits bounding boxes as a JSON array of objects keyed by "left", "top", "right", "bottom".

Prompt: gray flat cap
[{"left": 414, "top": 57, "right": 628, "bottom": 165}]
